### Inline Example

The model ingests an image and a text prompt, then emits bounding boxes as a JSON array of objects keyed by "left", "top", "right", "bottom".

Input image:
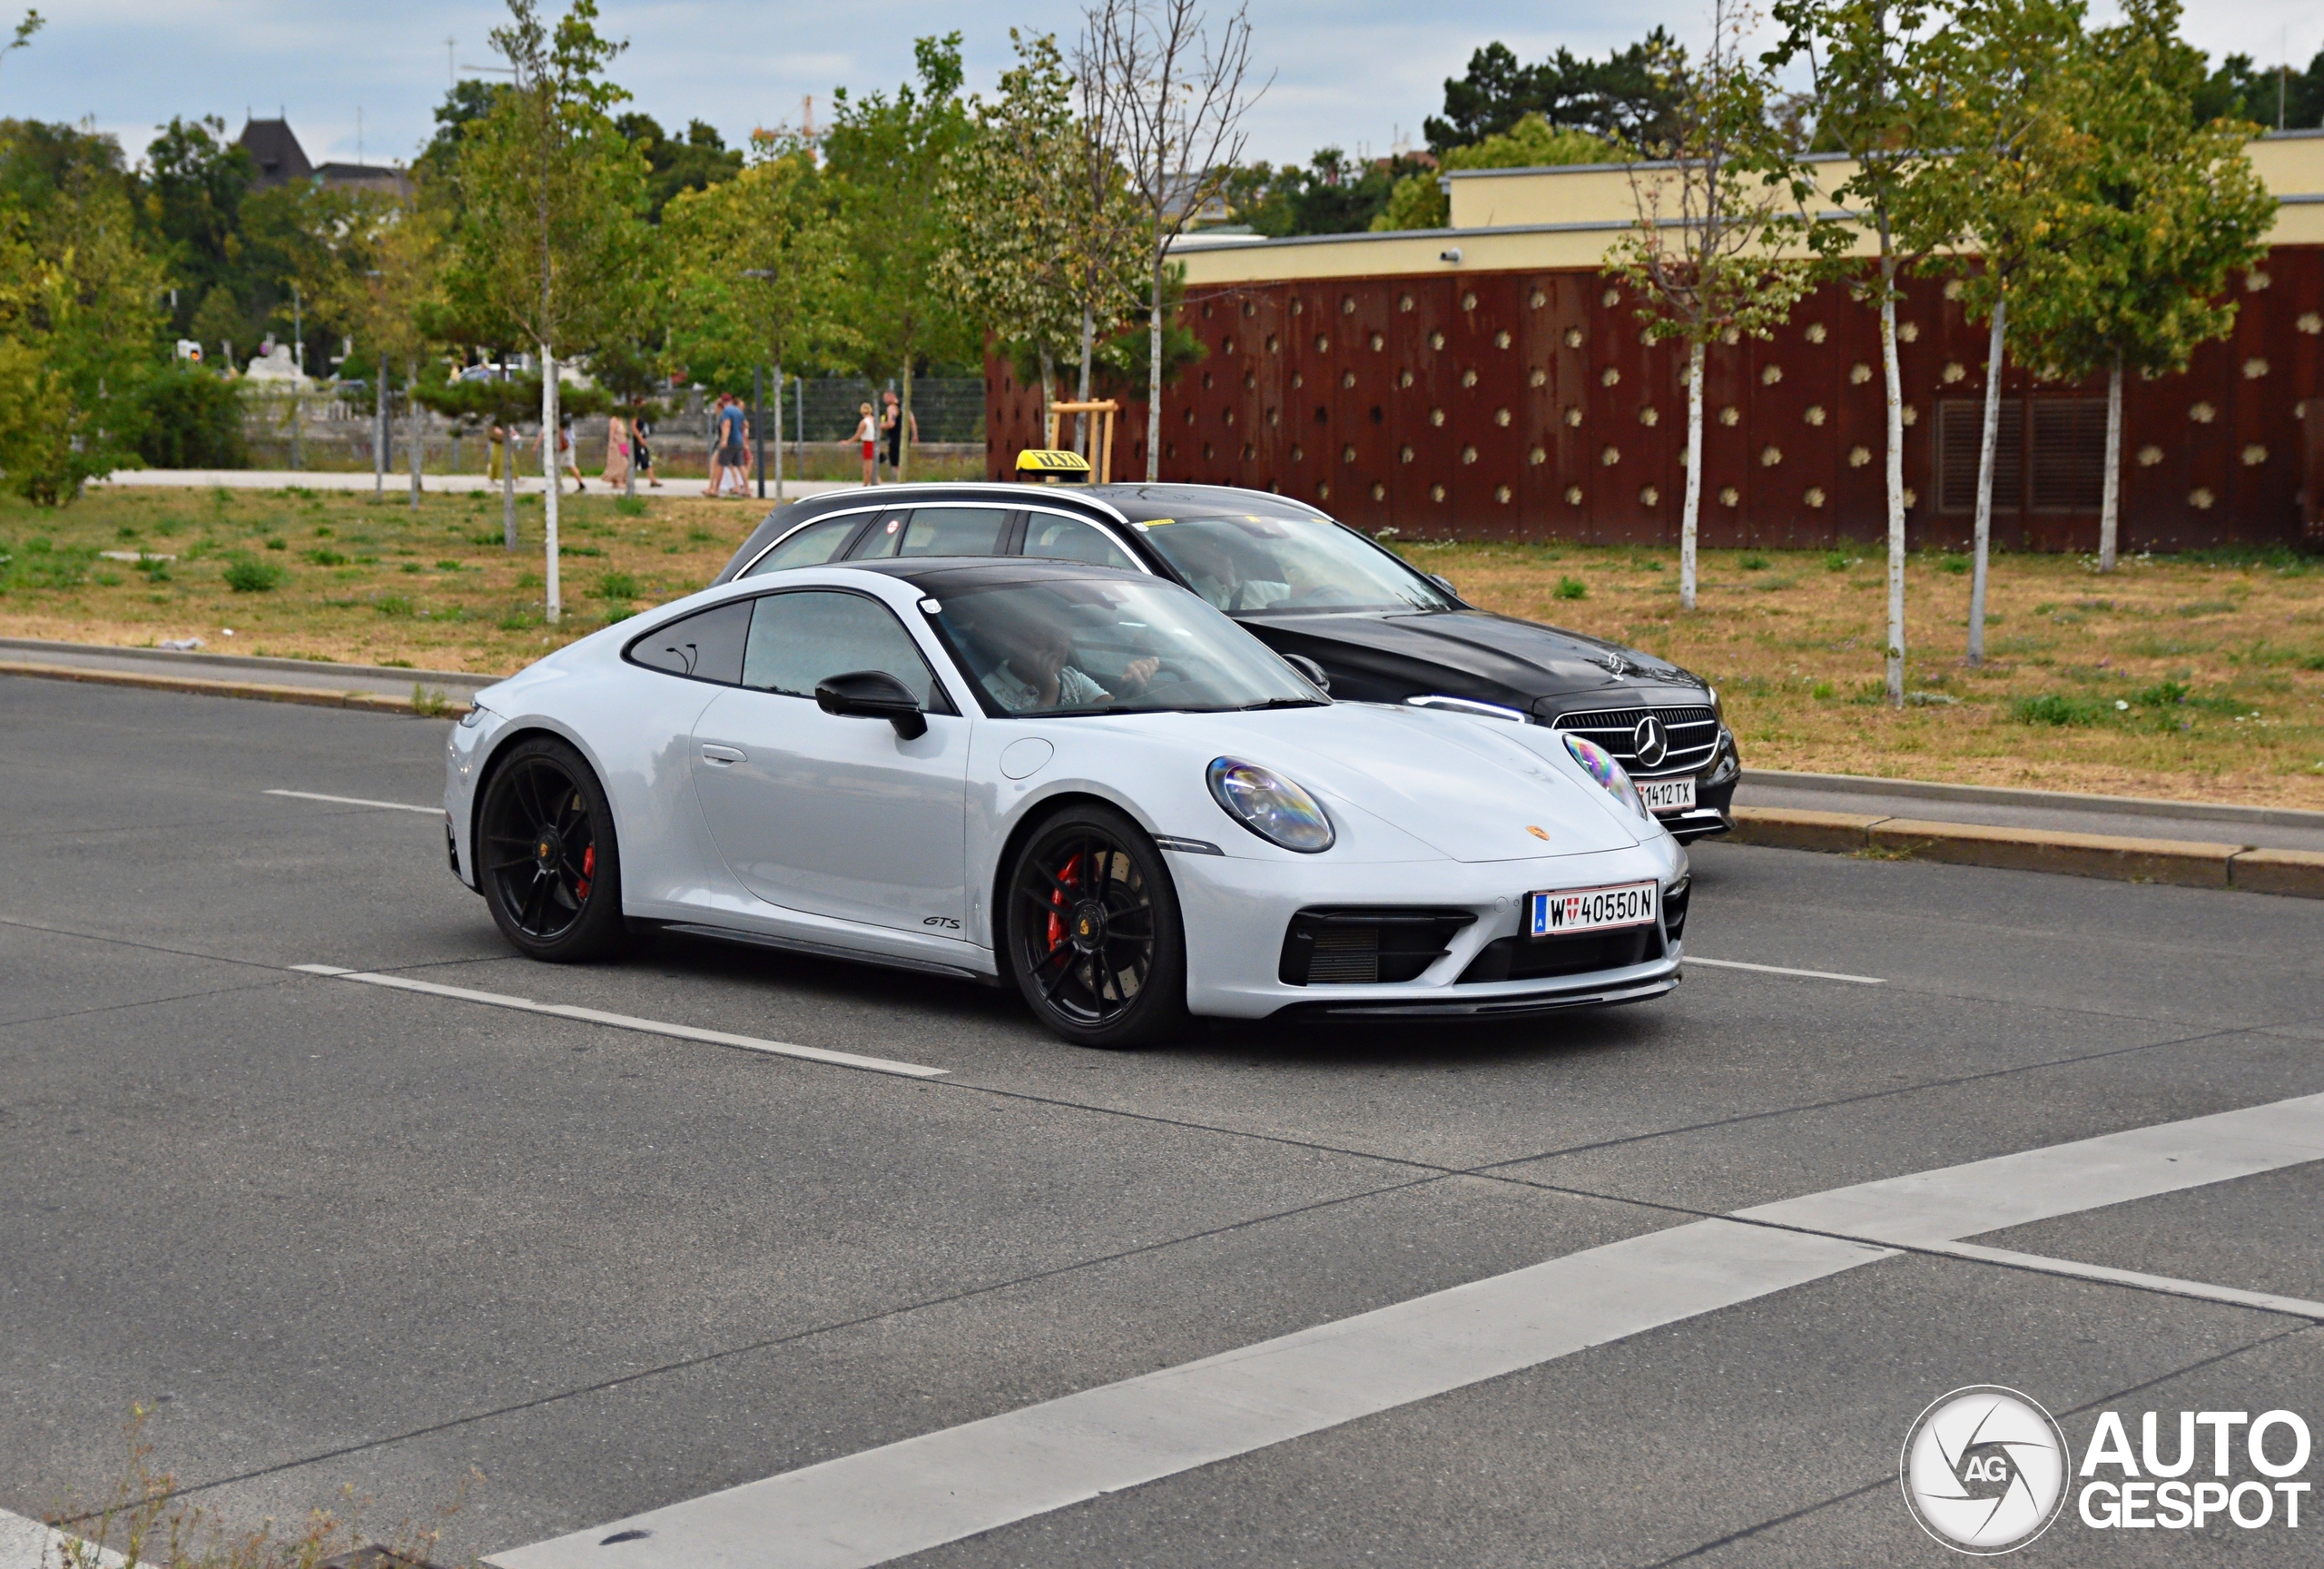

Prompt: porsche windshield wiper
[{"left": 1236, "top": 696, "right": 1327, "bottom": 711}]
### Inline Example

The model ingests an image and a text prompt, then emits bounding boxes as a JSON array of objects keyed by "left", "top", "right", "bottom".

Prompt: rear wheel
[
  {"left": 1005, "top": 804, "right": 1189, "bottom": 1049},
  {"left": 478, "top": 735, "right": 626, "bottom": 962}
]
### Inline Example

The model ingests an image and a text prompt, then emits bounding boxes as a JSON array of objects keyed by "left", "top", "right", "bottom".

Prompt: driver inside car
[{"left": 960, "top": 607, "right": 1161, "bottom": 714}]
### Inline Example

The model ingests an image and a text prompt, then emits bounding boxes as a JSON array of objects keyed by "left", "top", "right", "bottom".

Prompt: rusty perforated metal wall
[{"left": 988, "top": 248, "right": 2322, "bottom": 551}]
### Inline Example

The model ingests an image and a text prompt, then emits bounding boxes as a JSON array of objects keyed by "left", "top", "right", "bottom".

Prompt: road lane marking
[
  {"left": 265, "top": 788, "right": 442, "bottom": 814},
  {"left": 1686, "top": 956, "right": 1886, "bottom": 984},
  {"left": 487, "top": 1091, "right": 2324, "bottom": 1569},
  {"left": 292, "top": 965, "right": 948, "bottom": 1080},
  {"left": 1913, "top": 1240, "right": 2324, "bottom": 1321},
  {"left": 0, "top": 1506, "right": 120, "bottom": 1569}
]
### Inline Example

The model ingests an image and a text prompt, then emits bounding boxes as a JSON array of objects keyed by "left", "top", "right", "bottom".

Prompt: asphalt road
[{"left": 3, "top": 676, "right": 2320, "bottom": 1568}]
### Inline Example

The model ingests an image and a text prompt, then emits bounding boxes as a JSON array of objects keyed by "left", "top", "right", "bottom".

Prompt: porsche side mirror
[
  {"left": 815, "top": 670, "right": 928, "bottom": 739},
  {"left": 1284, "top": 653, "right": 1332, "bottom": 694}
]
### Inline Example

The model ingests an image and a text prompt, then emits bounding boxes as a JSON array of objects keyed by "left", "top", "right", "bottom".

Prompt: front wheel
[
  {"left": 477, "top": 735, "right": 627, "bottom": 962},
  {"left": 1005, "top": 804, "right": 1189, "bottom": 1049}
]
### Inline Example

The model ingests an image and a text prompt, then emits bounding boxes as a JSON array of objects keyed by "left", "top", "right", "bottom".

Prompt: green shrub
[
  {"left": 1823, "top": 549, "right": 1853, "bottom": 572},
  {"left": 221, "top": 557, "right": 284, "bottom": 593},
  {"left": 2131, "top": 679, "right": 2189, "bottom": 707},
  {"left": 306, "top": 548, "right": 346, "bottom": 566},
  {"left": 374, "top": 594, "right": 415, "bottom": 617},
  {"left": 1738, "top": 553, "right": 1769, "bottom": 571},
  {"left": 1938, "top": 553, "right": 1970, "bottom": 575},
  {"left": 595, "top": 570, "right": 640, "bottom": 601},
  {"left": 135, "top": 364, "right": 249, "bottom": 469},
  {"left": 2013, "top": 693, "right": 2102, "bottom": 726},
  {"left": 614, "top": 496, "right": 649, "bottom": 517},
  {"left": 1553, "top": 576, "right": 1587, "bottom": 600}
]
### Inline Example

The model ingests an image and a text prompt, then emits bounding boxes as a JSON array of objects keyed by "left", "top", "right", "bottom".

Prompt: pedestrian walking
[
  {"left": 538, "top": 415, "right": 586, "bottom": 491},
  {"left": 704, "top": 393, "right": 750, "bottom": 498},
  {"left": 880, "top": 389, "right": 918, "bottom": 481},
  {"left": 634, "top": 419, "right": 659, "bottom": 488},
  {"left": 850, "top": 401, "right": 879, "bottom": 487},
  {"left": 602, "top": 413, "right": 633, "bottom": 491},
  {"left": 487, "top": 422, "right": 507, "bottom": 483}
]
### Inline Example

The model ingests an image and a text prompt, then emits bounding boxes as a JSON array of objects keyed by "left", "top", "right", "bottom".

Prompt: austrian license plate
[
  {"left": 1636, "top": 776, "right": 1697, "bottom": 814},
  {"left": 1530, "top": 880, "right": 1659, "bottom": 937}
]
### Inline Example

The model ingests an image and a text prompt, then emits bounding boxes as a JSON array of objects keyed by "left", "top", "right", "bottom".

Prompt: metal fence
[{"left": 764, "top": 376, "right": 986, "bottom": 444}]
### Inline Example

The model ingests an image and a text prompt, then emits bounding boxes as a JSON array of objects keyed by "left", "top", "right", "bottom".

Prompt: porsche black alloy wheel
[
  {"left": 478, "top": 736, "right": 626, "bottom": 961},
  {"left": 1007, "top": 804, "right": 1189, "bottom": 1049}
]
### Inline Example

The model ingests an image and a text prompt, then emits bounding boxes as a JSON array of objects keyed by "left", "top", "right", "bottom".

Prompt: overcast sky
[{"left": 5, "top": 0, "right": 2315, "bottom": 174}]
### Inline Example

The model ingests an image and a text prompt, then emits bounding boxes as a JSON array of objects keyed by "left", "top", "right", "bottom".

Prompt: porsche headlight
[
  {"left": 1563, "top": 733, "right": 1649, "bottom": 821},
  {"left": 1207, "top": 757, "right": 1334, "bottom": 853}
]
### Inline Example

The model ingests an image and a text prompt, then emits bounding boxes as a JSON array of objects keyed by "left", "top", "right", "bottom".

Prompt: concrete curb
[
  {"left": 0, "top": 659, "right": 468, "bottom": 718},
  {"left": 1729, "top": 807, "right": 2324, "bottom": 899},
  {"left": 1748, "top": 768, "right": 2324, "bottom": 832}
]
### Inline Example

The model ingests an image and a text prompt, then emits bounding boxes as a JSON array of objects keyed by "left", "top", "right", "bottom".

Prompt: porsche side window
[
  {"left": 741, "top": 590, "right": 940, "bottom": 708},
  {"left": 742, "top": 516, "right": 859, "bottom": 577},
  {"left": 624, "top": 599, "right": 752, "bottom": 685},
  {"left": 1019, "top": 514, "right": 1137, "bottom": 572}
]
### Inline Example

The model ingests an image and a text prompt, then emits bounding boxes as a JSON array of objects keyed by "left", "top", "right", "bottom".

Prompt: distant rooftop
[{"left": 236, "top": 118, "right": 410, "bottom": 198}]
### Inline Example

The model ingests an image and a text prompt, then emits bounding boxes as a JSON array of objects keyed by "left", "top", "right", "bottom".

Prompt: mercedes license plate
[
  {"left": 1636, "top": 776, "right": 1696, "bottom": 814},
  {"left": 1529, "top": 880, "right": 1658, "bottom": 938}
]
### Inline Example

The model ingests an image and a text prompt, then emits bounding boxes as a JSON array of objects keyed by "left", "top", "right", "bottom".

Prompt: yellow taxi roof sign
[{"left": 1015, "top": 448, "right": 1092, "bottom": 482}]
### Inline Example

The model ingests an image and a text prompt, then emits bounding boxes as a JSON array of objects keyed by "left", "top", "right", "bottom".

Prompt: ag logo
[
  {"left": 1901, "top": 1386, "right": 2072, "bottom": 1554},
  {"left": 1632, "top": 715, "right": 1668, "bottom": 768}
]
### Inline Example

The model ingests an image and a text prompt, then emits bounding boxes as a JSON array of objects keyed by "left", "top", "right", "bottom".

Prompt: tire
[
  {"left": 476, "top": 735, "right": 627, "bottom": 962},
  {"left": 1004, "top": 803, "right": 1190, "bottom": 1050}
]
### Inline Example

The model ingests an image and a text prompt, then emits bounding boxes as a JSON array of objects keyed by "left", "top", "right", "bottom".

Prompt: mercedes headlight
[
  {"left": 1207, "top": 757, "right": 1334, "bottom": 853},
  {"left": 1562, "top": 733, "right": 1649, "bottom": 821}
]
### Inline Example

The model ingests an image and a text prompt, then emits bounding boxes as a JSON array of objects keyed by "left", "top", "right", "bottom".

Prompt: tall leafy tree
[
  {"left": 1905, "top": 0, "right": 2086, "bottom": 661},
  {"left": 822, "top": 35, "right": 975, "bottom": 484},
  {"left": 1607, "top": 0, "right": 1819, "bottom": 612},
  {"left": 1426, "top": 32, "right": 1689, "bottom": 153},
  {"left": 1769, "top": 0, "right": 1958, "bottom": 706},
  {"left": 1080, "top": 0, "right": 1268, "bottom": 480},
  {"left": 0, "top": 125, "right": 164, "bottom": 502},
  {"left": 940, "top": 31, "right": 1142, "bottom": 453},
  {"left": 665, "top": 133, "right": 845, "bottom": 498},
  {"left": 445, "top": 0, "right": 647, "bottom": 623},
  {"left": 2010, "top": 0, "right": 2274, "bottom": 570},
  {"left": 1375, "top": 115, "right": 1610, "bottom": 232}
]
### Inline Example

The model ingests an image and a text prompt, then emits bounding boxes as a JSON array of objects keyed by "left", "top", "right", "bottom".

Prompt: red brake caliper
[
  {"left": 576, "top": 844, "right": 596, "bottom": 901},
  {"left": 1045, "top": 852, "right": 1082, "bottom": 955}
]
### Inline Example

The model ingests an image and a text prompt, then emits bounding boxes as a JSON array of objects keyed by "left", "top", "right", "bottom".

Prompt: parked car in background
[{"left": 714, "top": 479, "right": 1739, "bottom": 841}]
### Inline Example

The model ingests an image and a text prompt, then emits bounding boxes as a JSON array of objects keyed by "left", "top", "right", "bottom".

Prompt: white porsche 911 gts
[{"left": 445, "top": 558, "right": 1688, "bottom": 1048}]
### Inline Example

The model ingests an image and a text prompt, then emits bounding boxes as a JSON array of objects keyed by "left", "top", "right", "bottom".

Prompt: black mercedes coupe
[{"left": 712, "top": 480, "right": 1738, "bottom": 841}]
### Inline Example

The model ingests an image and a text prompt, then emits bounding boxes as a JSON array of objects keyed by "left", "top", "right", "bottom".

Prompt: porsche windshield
[
  {"left": 929, "top": 577, "right": 1323, "bottom": 717},
  {"left": 1135, "top": 513, "right": 1453, "bottom": 615}
]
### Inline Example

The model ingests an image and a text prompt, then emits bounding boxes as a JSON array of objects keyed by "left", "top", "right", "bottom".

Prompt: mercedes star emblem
[{"left": 1633, "top": 715, "right": 1669, "bottom": 768}]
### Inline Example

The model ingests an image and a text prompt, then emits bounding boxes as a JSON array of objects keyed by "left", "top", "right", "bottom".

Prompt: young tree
[
  {"left": 940, "top": 31, "right": 1142, "bottom": 452},
  {"left": 1769, "top": 0, "right": 1960, "bottom": 706},
  {"left": 665, "top": 133, "right": 844, "bottom": 499},
  {"left": 1079, "top": 0, "right": 1269, "bottom": 479},
  {"left": 445, "top": 0, "right": 646, "bottom": 623},
  {"left": 1606, "top": 0, "right": 1818, "bottom": 611},
  {"left": 304, "top": 185, "right": 446, "bottom": 508},
  {"left": 823, "top": 35, "right": 975, "bottom": 484},
  {"left": 2010, "top": 0, "right": 2274, "bottom": 571},
  {"left": 1905, "top": 0, "right": 2087, "bottom": 660}
]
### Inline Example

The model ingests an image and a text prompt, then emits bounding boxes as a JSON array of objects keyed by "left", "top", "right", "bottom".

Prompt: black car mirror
[
  {"left": 815, "top": 670, "right": 928, "bottom": 739},
  {"left": 1428, "top": 574, "right": 1460, "bottom": 599},
  {"left": 1283, "top": 653, "right": 1332, "bottom": 694}
]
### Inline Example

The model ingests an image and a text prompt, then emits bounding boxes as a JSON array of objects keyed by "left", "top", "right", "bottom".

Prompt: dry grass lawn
[{"left": 3, "top": 482, "right": 2319, "bottom": 808}]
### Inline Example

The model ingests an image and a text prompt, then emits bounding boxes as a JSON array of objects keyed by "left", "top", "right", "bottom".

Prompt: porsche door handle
[{"left": 699, "top": 744, "right": 746, "bottom": 765}]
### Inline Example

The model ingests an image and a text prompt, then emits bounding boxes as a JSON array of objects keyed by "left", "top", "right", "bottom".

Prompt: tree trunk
[
  {"left": 503, "top": 425, "right": 517, "bottom": 551},
  {"left": 289, "top": 387, "right": 301, "bottom": 471},
  {"left": 1967, "top": 298, "right": 2005, "bottom": 666},
  {"left": 770, "top": 362, "right": 783, "bottom": 502},
  {"left": 1879, "top": 259, "right": 1906, "bottom": 708},
  {"left": 1039, "top": 348, "right": 1057, "bottom": 449},
  {"left": 1078, "top": 304, "right": 1096, "bottom": 458},
  {"left": 2098, "top": 353, "right": 2123, "bottom": 572},
  {"left": 374, "top": 362, "right": 388, "bottom": 499},
  {"left": 543, "top": 348, "right": 562, "bottom": 625},
  {"left": 1681, "top": 339, "right": 1705, "bottom": 612},
  {"left": 407, "top": 357, "right": 423, "bottom": 510},
  {"left": 1146, "top": 254, "right": 1165, "bottom": 482},
  {"left": 624, "top": 412, "right": 638, "bottom": 500}
]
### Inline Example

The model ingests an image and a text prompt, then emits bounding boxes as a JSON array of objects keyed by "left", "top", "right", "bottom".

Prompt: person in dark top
[
  {"left": 880, "top": 389, "right": 917, "bottom": 480},
  {"left": 704, "top": 393, "right": 749, "bottom": 497}
]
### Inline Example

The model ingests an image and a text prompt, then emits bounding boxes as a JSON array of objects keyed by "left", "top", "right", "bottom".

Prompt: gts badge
[{"left": 921, "top": 915, "right": 962, "bottom": 930}]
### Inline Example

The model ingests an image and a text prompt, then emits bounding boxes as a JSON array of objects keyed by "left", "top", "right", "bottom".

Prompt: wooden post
[{"left": 1045, "top": 400, "right": 1119, "bottom": 482}]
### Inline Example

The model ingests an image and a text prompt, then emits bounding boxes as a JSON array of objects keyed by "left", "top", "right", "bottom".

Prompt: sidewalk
[
  {"left": 91, "top": 469, "right": 866, "bottom": 500},
  {"left": 1736, "top": 771, "right": 2324, "bottom": 854}
]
